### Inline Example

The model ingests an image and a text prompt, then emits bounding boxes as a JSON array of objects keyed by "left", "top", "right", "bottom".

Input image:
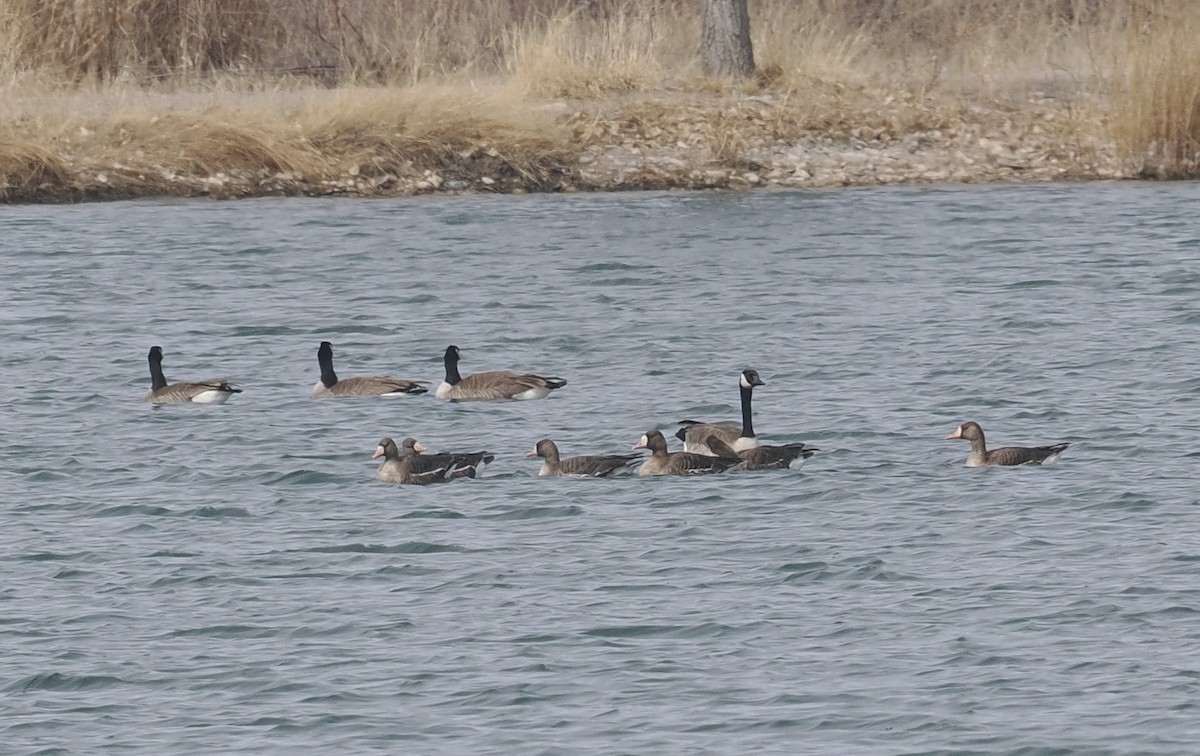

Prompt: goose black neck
[
  {"left": 444, "top": 349, "right": 462, "bottom": 385},
  {"left": 149, "top": 351, "right": 167, "bottom": 391},
  {"left": 318, "top": 347, "right": 338, "bottom": 387},
  {"left": 739, "top": 382, "right": 756, "bottom": 438}
]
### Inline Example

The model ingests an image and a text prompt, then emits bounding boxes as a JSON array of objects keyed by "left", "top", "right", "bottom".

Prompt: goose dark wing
[{"left": 986, "top": 443, "right": 1069, "bottom": 466}]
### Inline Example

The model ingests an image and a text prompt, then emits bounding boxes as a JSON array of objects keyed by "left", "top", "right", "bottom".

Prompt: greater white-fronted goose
[
  {"left": 401, "top": 436, "right": 494, "bottom": 480},
  {"left": 632, "top": 429, "right": 738, "bottom": 477},
  {"left": 144, "top": 346, "right": 241, "bottom": 404},
  {"left": 706, "top": 436, "right": 818, "bottom": 471},
  {"left": 945, "top": 421, "right": 1069, "bottom": 467},
  {"left": 372, "top": 436, "right": 494, "bottom": 484},
  {"left": 527, "top": 438, "right": 639, "bottom": 477},
  {"left": 676, "top": 369, "right": 764, "bottom": 455},
  {"left": 313, "top": 341, "right": 427, "bottom": 398},
  {"left": 435, "top": 345, "right": 567, "bottom": 402}
]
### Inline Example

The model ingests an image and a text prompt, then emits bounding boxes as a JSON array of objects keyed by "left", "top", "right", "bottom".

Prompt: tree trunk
[{"left": 700, "top": 0, "right": 755, "bottom": 78}]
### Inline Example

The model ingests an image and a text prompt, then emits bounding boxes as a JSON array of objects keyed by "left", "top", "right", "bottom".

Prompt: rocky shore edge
[{"left": 2, "top": 92, "right": 1137, "bottom": 203}]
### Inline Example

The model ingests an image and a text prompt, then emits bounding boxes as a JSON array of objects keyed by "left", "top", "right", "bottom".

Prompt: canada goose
[
  {"left": 632, "top": 429, "right": 737, "bottom": 477},
  {"left": 144, "top": 346, "right": 241, "bottom": 404},
  {"left": 527, "top": 438, "right": 639, "bottom": 477},
  {"left": 676, "top": 369, "right": 764, "bottom": 455},
  {"left": 706, "top": 436, "right": 818, "bottom": 471},
  {"left": 435, "top": 345, "right": 567, "bottom": 402},
  {"left": 313, "top": 341, "right": 428, "bottom": 398},
  {"left": 945, "top": 421, "right": 1069, "bottom": 467},
  {"left": 372, "top": 437, "right": 495, "bottom": 484}
]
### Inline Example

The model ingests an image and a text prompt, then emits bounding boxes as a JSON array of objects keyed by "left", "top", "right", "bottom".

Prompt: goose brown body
[
  {"left": 372, "top": 437, "right": 494, "bottom": 484},
  {"left": 527, "top": 438, "right": 639, "bottom": 477},
  {"left": 632, "top": 429, "right": 737, "bottom": 476},
  {"left": 706, "top": 437, "right": 818, "bottom": 471}
]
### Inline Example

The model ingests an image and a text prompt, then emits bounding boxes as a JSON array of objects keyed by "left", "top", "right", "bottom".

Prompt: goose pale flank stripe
[
  {"left": 527, "top": 438, "right": 639, "bottom": 477},
  {"left": 144, "top": 346, "right": 241, "bottom": 404},
  {"left": 632, "top": 429, "right": 737, "bottom": 476},
  {"left": 706, "top": 436, "right": 818, "bottom": 471},
  {"left": 372, "top": 437, "right": 495, "bottom": 484}
]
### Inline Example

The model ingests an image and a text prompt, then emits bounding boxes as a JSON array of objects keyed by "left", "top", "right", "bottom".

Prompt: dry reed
[
  {"left": 1110, "top": 0, "right": 1200, "bottom": 176},
  {"left": 2, "top": 0, "right": 1199, "bottom": 201}
]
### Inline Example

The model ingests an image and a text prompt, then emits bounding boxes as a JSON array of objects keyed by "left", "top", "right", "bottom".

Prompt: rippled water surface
[{"left": 3, "top": 184, "right": 1199, "bottom": 754}]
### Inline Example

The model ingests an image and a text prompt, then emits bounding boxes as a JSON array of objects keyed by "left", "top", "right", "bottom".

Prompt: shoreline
[{"left": 0, "top": 88, "right": 1136, "bottom": 204}]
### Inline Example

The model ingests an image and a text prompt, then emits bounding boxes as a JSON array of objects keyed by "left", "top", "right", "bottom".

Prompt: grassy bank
[{"left": 1, "top": 0, "right": 1198, "bottom": 202}]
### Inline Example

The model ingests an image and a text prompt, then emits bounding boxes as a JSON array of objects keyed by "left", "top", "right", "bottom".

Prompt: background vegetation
[{"left": 1, "top": 0, "right": 1197, "bottom": 199}]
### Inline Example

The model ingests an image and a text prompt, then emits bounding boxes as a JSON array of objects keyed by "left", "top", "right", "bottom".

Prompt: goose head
[
  {"left": 527, "top": 438, "right": 559, "bottom": 461},
  {"left": 945, "top": 421, "right": 984, "bottom": 443},
  {"left": 401, "top": 437, "right": 429, "bottom": 455},
  {"left": 632, "top": 430, "right": 668, "bottom": 454},
  {"left": 740, "top": 369, "right": 765, "bottom": 389},
  {"left": 372, "top": 437, "right": 400, "bottom": 460}
]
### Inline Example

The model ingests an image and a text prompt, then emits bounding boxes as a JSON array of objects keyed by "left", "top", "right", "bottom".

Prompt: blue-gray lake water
[{"left": 2, "top": 184, "right": 1199, "bottom": 754}]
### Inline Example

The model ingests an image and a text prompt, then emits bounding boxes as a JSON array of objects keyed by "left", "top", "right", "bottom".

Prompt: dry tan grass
[
  {"left": 508, "top": 9, "right": 673, "bottom": 98},
  {"left": 0, "top": 141, "right": 73, "bottom": 200},
  {"left": 0, "top": 81, "right": 571, "bottom": 199},
  {"left": 2, "top": 0, "right": 1200, "bottom": 199},
  {"left": 1110, "top": 0, "right": 1200, "bottom": 176},
  {"left": 301, "top": 85, "right": 571, "bottom": 184}
]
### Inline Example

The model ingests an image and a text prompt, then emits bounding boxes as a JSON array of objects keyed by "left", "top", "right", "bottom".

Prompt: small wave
[
  {"left": 95, "top": 504, "right": 173, "bottom": 517},
  {"left": 1006, "top": 278, "right": 1061, "bottom": 289},
  {"left": 24, "top": 315, "right": 72, "bottom": 325},
  {"left": 264, "top": 469, "right": 343, "bottom": 485},
  {"left": 289, "top": 623, "right": 374, "bottom": 639},
  {"left": 318, "top": 324, "right": 396, "bottom": 335},
  {"left": 582, "top": 622, "right": 739, "bottom": 639},
  {"left": 7, "top": 672, "right": 130, "bottom": 693},
  {"left": 184, "top": 506, "right": 252, "bottom": 518},
  {"left": 1130, "top": 606, "right": 1200, "bottom": 620},
  {"left": 481, "top": 505, "right": 584, "bottom": 520},
  {"left": 398, "top": 509, "right": 467, "bottom": 519},
  {"left": 167, "top": 624, "right": 276, "bottom": 639},
  {"left": 24, "top": 470, "right": 70, "bottom": 482},
  {"left": 372, "top": 565, "right": 438, "bottom": 577},
  {"left": 228, "top": 325, "right": 302, "bottom": 336},
  {"left": 779, "top": 560, "right": 831, "bottom": 583},
  {"left": 299, "top": 542, "right": 467, "bottom": 554},
  {"left": 395, "top": 293, "right": 441, "bottom": 303},
  {"left": 574, "top": 262, "right": 639, "bottom": 272},
  {"left": 51, "top": 568, "right": 90, "bottom": 579},
  {"left": 18, "top": 551, "right": 96, "bottom": 563},
  {"left": 510, "top": 633, "right": 565, "bottom": 643},
  {"left": 594, "top": 277, "right": 650, "bottom": 286}
]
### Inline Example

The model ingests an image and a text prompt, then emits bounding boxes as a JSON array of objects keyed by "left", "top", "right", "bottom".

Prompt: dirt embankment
[{"left": 0, "top": 88, "right": 1132, "bottom": 204}]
